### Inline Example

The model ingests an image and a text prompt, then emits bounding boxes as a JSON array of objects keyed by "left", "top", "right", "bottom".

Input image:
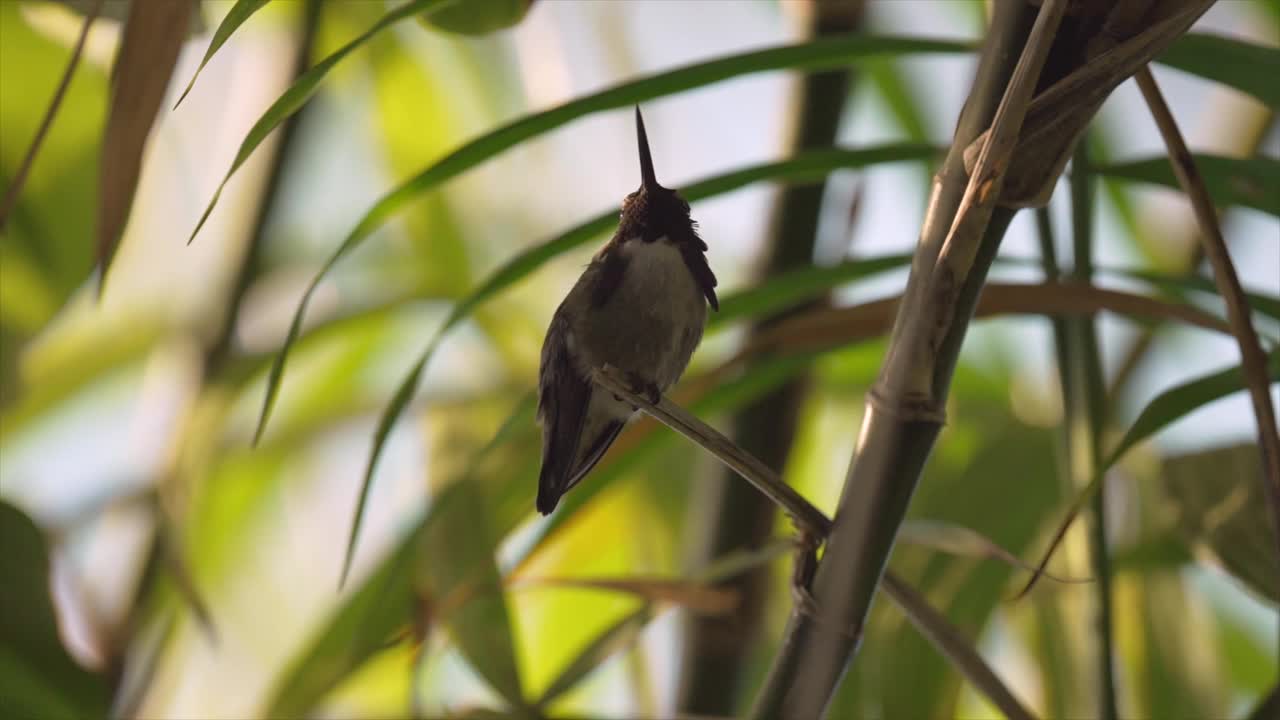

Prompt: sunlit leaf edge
[
  {"left": 173, "top": 0, "right": 271, "bottom": 108},
  {"left": 326, "top": 144, "right": 938, "bottom": 579},
  {"left": 248, "top": 34, "right": 971, "bottom": 442}
]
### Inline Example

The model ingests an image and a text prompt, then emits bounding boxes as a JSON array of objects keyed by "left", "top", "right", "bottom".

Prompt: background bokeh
[{"left": 1, "top": 1, "right": 1277, "bottom": 717}]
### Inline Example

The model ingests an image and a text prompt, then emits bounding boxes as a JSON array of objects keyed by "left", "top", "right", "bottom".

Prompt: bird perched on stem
[{"left": 536, "top": 107, "right": 718, "bottom": 514}]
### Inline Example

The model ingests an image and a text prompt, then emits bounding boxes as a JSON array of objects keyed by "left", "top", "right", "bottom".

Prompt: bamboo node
[{"left": 867, "top": 388, "right": 947, "bottom": 424}]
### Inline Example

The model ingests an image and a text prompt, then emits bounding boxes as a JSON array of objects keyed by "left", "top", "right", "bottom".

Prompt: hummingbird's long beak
[{"left": 635, "top": 106, "right": 659, "bottom": 191}]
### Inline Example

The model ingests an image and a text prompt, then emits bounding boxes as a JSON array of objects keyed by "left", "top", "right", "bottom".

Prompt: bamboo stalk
[
  {"left": 593, "top": 367, "right": 830, "bottom": 538},
  {"left": 749, "top": 0, "right": 1065, "bottom": 713},
  {"left": 1067, "top": 141, "right": 1118, "bottom": 720},
  {"left": 1032, "top": 205, "right": 1093, "bottom": 719},
  {"left": 590, "top": 366, "right": 1035, "bottom": 720},
  {"left": 109, "top": 2, "right": 325, "bottom": 713},
  {"left": 678, "top": 3, "right": 862, "bottom": 710},
  {"left": 1105, "top": 109, "right": 1276, "bottom": 401}
]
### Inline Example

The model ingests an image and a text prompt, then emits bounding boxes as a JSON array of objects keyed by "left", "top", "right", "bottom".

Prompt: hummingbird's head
[{"left": 620, "top": 107, "right": 697, "bottom": 244}]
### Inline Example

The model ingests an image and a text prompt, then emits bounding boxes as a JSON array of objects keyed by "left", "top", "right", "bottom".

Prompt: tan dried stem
[
  {"left": 0, "top": 0, "right": 104, "bottom": 230},
  {"left": 590, "top": 366, "right": 1035, "bottom": 720},
  {"left": 1134, "top": 66, "right": 1280, "bottom": 559}
]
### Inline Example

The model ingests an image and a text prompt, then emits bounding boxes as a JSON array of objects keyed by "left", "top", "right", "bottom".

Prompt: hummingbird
[{"left": 536, "top": 107, "right": 718, "bottom": 515}]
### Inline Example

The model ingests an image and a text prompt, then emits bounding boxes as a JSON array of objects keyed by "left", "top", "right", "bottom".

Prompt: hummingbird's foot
[
  {"left": 624, "top": 371, "right": 662, "bottom": 406},
  {"left": 791, "top": 528, "right": 820, "bottom": 596}
]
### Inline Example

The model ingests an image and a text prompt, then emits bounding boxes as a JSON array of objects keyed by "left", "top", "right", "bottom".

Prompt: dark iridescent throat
[{"left": 618, "top": 108, "right": 704, "bottom": 249}]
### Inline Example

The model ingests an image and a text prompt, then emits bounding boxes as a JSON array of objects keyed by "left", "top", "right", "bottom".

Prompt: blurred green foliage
[{"left": 0, "top": 1, "right": 1276, "bottom": 718}]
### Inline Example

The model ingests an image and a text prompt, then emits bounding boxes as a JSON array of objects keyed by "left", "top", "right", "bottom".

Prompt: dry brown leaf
[
  {"left": 743, "top": 282, "right": 1231, "bottom": 358},
  {"left": 97, "top": 0, "right": 193, "bottom": 290}
]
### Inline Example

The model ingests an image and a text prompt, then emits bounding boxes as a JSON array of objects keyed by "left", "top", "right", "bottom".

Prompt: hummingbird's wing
[
  {"left": 561, "top": 411, "right": 625, "bottom": 494},
  {"left": 537, "top": 312, "right": 590, "bottom": 514},
  {"left": 537, "top": 310, "right": 631, "bottom": 514}
]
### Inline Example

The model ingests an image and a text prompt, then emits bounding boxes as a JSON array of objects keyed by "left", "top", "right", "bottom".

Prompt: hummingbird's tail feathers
[
  {"left": 537, "top": 413, "right": 625, "bottom": 515},
  {"left": 536, "top": 464, "right": 567, "bottom": 515},
  {"left": 565, "top": 418, "right": 625, "bottom": 492},
  {"left": 537, "top": 316, "right": 591, "bottom": 515}
]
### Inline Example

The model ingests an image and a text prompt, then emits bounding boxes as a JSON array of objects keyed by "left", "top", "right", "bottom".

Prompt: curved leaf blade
[
  {"left": 422, "top": 0, "right": 533, "bottom": 35},
  {"left": 265, "top": 396, "right": 534, "bottom": 717},
  {"left": 1107, "top": 267, "right": 1280, "bottom": 326},
  {"left": 1110, "top": 350, "right": 1280, "bottom": 465},
  {"left": 880, "top": 573, "right": 1035, "bottom": 720},
  {"left": 322, "top": 145, "right": 936, "bottom": 565},
  {"left": 709, "top": 252, "right": 915, "bottom": 330},
  {"left": 188, "top": 0, "right": 454, "bottom": 243},
  {"left": 519, "top": 284, "right": 1249, "bottom": 570},
  {"left": 1096, "top": 154, "right": 1280, "bottom": 217},
  {"left": 266, "top": 528, "right": 418, "bottom": 718},
  {"left": 1017, "top": 349, "right": 1280, "bottom": 598},
  {"left": 174, "top": 0, "right": 270, "bottom": 108},
  {"left": 422, "top": 481, "right": 524, "bottom": 704},
  {"left": 898, "top": 520, "right": 1089, "bottom": 583},
  {"left": 1157, "top": 33, "right": 1280, "bottom": 111},
  {"left": 338, "top": 347, "right": 432, "bottom": 587},
  {"left": 532, "top": 540, "right": 792, "bottom": 708},
  {"left": 247, "top": 35, "right": 967, "bottom": 432},
  {"left": 534, "top": 606, "right": 653, "bottom": 709}
]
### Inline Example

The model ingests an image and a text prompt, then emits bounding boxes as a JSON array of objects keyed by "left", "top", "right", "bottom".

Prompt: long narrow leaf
[
  {"left": 1110, "top": 267, "right": 1280, "bottom": 326},
  {"left": 534, "top": 607, "right": 654, "bottom": 708},
  {"left": 742, "top": 281, "right": 1233, "bottom": 358},
  {"left": 1110, "top": 350, "right": 1280, "bottom": 466},
  {"left": 421, "top": 483, "right": 524, "bottom": 704},
  {"left": 1157, "top": 33, "right": 1280, "bottom": 111},
  {"left": 0, "top": 0, "right": 101, "bottom": 230},
  {"left": 710, "top": 253, "right": 915, "bottom": 329},
  {"left": 531, "top": 541, "right": 793, "bottom": 708},
  {"left": 188, "top": 0, "right": 455, "bottom": 243},
  {"left": 246, "top": 36, "right": 967, "bottom": 434},
  {"left": 881, "top": 573, "right": 1035, "bottom": 720},
  {"left": 315, "top": 145, "right": 937, "bottom": 572},
  {"left": 898, "top": 520, "right": 1088, "bottom": 583},
  {"left": 1017, "top": 349, "right": 1280, "bottom": 598},
  {"left": 1096, "top": 154, "right": 1280, "bottom": 217},
  {"left": 265, "top": 396, "right": 534, "bottom": 717},
  {"left": 517, "top": 281, "right": 1246, "bottom": 569},
  {"left": 174, "top": 0, "right": 270, "bottom": 108}
]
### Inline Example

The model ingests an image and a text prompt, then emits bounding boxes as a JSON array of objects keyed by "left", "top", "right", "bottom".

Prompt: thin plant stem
[
  {"left": 108, "top": 1, "right": 325, "bottom": 709},
  {"left": 750, "top": 0, "right": 1067, "bottom": 712},
  {"left": 205, "top": 0, "right": 325, "bottom": 378},
  {"left": 590, "top": 366, "right": 1035, "bottom": 720},
  {"left": 679, "top": 3, "right": 863, "bottom": 710},
  {"left": 1069, "top": 141, "right": 1118, "bottom": 720},
  {"left": 0, "top": 0, "right": 104, "bottom": 230},
  {"left": 1134, "top": 65, "right": 1280, "bottom": 565},
  {"left": 592, "top": 366, "right": 830, "bottom": 538},
  {"left": 880, "top": 574, "right": 1034, "bottom": 720}
]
